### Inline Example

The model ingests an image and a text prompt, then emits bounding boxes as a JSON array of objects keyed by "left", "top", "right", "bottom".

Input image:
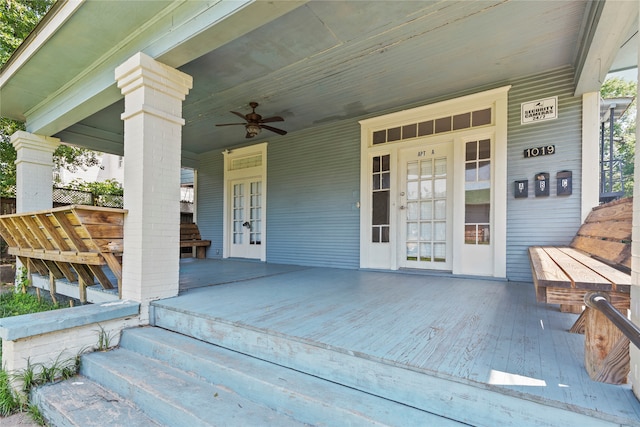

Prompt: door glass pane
[
  {"left": 407, "top": 222, "right": 418, "bottom": 239},
  {"left": 233, "top": 183, "right": 244, "bottom": 244},
  {"left": 420, "top": 201, "right": 432, "bottom": 220},
  {"left": 434, "top": 200, "right": 446, "bottom": 220},
  {"left": 420, "top": 161, "right": 432, "bottom": 178},
  {"left": 250, "top": 180, "right": 262, "bottom": 245},
  {"left": 407, "top": 182, "right": 418, "bottom": 200},
  {"left": 420, "top": 223, "right": 432, "bottom": 240},
  {"left": 407, "top": 202, "right": 418, "bottom": 221},
  {"left": 434, "top": 178, "right": 446, "bottom": 198},
  {"left": 420, "top": 243, "right": 431, "bottom": 261},
  {"left": 404, "top": 156, "right": 447, "bottom": 264},
  {"left": 407, "top": 161, "right": 419, "bottom": 180},
  {"left": 406, "top": 242, "right": 418, "bottom": 260}
]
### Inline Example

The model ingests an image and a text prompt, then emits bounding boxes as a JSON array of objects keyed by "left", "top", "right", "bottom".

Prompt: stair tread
[
  {"left": 33, "top": 377, "right": 164, "bottom": 427},
  {"left": 82, "top": 348, "right": 306, "bottom": 426},
  {"left": 120, "top": 326, "right": 465, "bottom": 426}
]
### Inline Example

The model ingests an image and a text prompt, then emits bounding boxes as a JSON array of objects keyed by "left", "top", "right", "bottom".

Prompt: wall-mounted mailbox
[
  {"left": 557, "top": 170, "right": 572, "bottom": 196},
  {"left": 514, "top": 180, "right": 528, "bottom": 198},
  {"left": 535, "top": 172, "right": 549, "bottom": 197}
]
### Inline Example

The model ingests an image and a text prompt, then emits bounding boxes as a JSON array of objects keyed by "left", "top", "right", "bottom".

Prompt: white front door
[
  {"left": 228, "top": 179, "right": 263, "bottom": 259},
  {"left": 398, "top": 142, "right": 453, "bottom": 270}
]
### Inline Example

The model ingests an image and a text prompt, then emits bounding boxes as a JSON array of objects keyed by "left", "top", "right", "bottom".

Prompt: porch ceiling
[{"left": 1, "top": 1, "right": 638, "bottom": 164}]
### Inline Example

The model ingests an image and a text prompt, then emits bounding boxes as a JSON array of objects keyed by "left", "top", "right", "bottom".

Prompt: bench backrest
[
  {"left": 570, "top": 197, "right": 632, "bottom": 270},
  {"left": 180, "top": 222, "right": 203, "bottom": 241}
]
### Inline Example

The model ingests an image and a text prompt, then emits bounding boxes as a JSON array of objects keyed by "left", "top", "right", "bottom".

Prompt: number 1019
[{"left": 524, "top": 145, "right": 555, "bottom": 158}]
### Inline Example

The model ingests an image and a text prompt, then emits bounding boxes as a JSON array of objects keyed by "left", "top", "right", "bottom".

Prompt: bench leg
[
  {"left": 584, "top": 307, "right": 629, "bottom": 384},
  {"left": 196, "top": 246, "right": 206, "bottom": 259}
]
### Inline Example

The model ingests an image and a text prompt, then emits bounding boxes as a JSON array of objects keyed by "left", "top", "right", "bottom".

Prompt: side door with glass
[{"left": 229, "top": 179, "right": 263, "bottom": 259}]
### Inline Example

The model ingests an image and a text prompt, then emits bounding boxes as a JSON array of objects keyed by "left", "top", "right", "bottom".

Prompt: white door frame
[
  {"left": 359, "top": 86, "right": 509, "bottom": 277},
  {"left": 222, "top": 143, "right": 267, "bottom": 261}
]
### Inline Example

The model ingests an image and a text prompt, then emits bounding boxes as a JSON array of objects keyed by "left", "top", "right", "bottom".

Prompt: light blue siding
[
  {"left": 194, "top": 152, "right": 224, "bottom": 258},
  {"left": 506, "top": 66, "right": 583, "bottom": 281},
  {"left": 195, "top": 120, "right": 361, "bottom": 268},
  {"left": 266, "top": 121, "right": 361, "bottom": 268},
  {"left": 195, "top": 66, "right": 584, "bottom": 278}
]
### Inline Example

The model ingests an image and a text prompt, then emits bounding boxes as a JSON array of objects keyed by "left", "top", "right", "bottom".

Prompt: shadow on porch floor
[{"left": 175, "top": 258, "right": 640, "bottom": 425}]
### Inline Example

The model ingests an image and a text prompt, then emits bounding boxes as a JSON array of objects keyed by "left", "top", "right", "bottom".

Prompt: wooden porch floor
[{"left": 175, "top": 259, "right": 640, "bottom": 424}]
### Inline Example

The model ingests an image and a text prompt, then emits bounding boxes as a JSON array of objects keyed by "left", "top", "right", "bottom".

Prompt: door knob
[{"left": 242, "top": 221, "right": 251, "bottom": 229}]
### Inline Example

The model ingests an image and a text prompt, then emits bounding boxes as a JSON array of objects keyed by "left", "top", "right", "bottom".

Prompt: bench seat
[
  {"left": 528, "top": 197, "right": 633, "bottom": 384},
  {"left": 180, "top": 223, "right": 211, "bottom": 259}
]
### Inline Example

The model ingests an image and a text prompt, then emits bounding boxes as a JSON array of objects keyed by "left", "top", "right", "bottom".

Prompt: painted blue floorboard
[{"left": 161, "top": 261, "right": 640, "bottom": 425}]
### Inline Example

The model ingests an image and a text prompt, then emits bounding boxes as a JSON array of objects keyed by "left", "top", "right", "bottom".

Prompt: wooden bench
[
  {"left": 180, "top": 223, "right": 211, "bottom": 259},
  {"left": 0, "top": 205, "right": 126, "bottom": 302},
  {"left": 528, "top": 197, "right": 632, "bottom": 384}
]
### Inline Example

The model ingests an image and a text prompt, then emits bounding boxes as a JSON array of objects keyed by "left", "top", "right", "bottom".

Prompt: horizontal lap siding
[
  {"left": 267, "top": 121, "right": 361, "bottom": 268},
  {"left": 506, "top": 66, "right": 583, "bottom": 282},
  {"left": 194, "top": 153, "right": 224, "bottom": 258}
]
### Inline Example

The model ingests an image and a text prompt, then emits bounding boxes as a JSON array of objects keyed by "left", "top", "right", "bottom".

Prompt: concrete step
[
  {"left": 119, "top": 326, "right": 463, "bottom": 426},
  {"left": 32, "top": 377, "right": 163, "bottom": 427},
  {"left": 78, "top": 346, "right": 306, "bottom": 427},
  {"left": 34, "top": 325, "right": 463, "bottom": 427}
]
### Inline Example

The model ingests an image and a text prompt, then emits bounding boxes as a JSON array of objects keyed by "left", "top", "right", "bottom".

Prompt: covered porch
[{"left": 163, "top": 258, "right": 640, "bottom": 425}]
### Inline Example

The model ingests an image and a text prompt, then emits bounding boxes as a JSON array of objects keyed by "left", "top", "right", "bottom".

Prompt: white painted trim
[
  {"left": 574, "top": 1, "right": 639, "bottom": 95},
  {"left": 222, "top": 143, "right": 268, "bottom": 261},
  {"left": 581, "top": 92, "right": 600, "bottom": 221},
  {"left": 0, "top": 1, "right": 84, "bottom": 88},
  {"left": 359, "top": 86, "right": 510, "bottom": 277}
]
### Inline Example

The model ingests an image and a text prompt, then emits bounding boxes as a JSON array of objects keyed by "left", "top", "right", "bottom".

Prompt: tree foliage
[
  {"left": 0, "top": 0, "right": 100, "bottom": 198},
  {"left": 600, "top": 77, "right": 637, "bottom": 197}
]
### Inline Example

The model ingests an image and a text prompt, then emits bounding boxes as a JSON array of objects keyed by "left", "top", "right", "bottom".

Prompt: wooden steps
[{"left": 35, "top": 327, "right": 464, "bottom": 426}]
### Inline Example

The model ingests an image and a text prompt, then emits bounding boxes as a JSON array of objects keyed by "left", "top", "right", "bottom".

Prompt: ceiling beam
[{"left": 574, "top": 0, "right": 639, "bottom": 95}]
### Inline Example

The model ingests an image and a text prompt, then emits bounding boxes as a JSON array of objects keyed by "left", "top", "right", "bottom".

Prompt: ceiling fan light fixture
[{"left": 246, "top": 123, "right": 261, "bottom": 137}]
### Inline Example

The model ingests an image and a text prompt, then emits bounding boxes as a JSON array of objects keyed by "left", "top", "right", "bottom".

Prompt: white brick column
[
  {"left": 10, "top": 131, "right": 60, "bottom": 213},
  {"left": 115, "top": 52, "right": 192, "bottom": 322},
  {"left": 630, "top": 4, "right": 640, "bottom": 400}
]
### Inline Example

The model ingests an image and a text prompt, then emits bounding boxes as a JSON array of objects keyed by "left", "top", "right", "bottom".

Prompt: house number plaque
[{"left": 524, "top": 145, "right": 555, "bottom": 158}]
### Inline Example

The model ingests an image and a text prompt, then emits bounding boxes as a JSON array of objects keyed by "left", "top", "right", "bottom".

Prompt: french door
[
  {"left": 398, "top": 142, "right": 453, "bottom": 270},
  {"left": 228, "top": 179, "right": 263, "bottom": 259}
]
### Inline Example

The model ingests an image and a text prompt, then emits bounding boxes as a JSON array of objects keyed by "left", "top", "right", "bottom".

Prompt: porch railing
[{"left": 585, "top": 292, "right": 640, "bottom": 349}]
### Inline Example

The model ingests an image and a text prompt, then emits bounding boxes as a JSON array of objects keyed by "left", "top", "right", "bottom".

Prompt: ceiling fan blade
[
  {"left": 216, "top": 123, "right": 247, "bottom": 126},
  {"left": 230, "top": 111, "right": 248, "bottom": 120},
  {"left": 261, "top": 124, "right": 287, "bottom": 135},
  {"left": 260, "top": 116, "right": 284, "bottom": 123}
]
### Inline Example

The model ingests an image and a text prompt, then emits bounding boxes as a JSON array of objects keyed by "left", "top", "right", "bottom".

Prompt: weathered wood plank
[
  {"left": 71, "top": 263, "right": 95, "bottom": 287},
  {"left": 556, "top": 247, "right": 631, "bottom": 290},
  {"left": 528, "top": 247, "right": 571, "bottom": 290},
  {"left": 21, "top": 215, "right": 55, "bottom": 250},
  {"left": 83, "top": 224, "right": 124, "bottom": 239},
  {"left": 542, "top": 247, "right": 611, "bottom": 290},
  {"left": 570, "top": 236, "right": 630, "bottom": 268},
  {"left": 584, "top": 307, "right": 629, "bottom": 384},
  {"left": 7, "top": 248, "right": 105, "bottom": 265},
  {"left": 54, "top": 261, "right": 77, "bottom": 283},
  {"left": 0, "top": 219, "right": 18, "bottom": 246},
  {"left": 545, "top": 287, "right": 629, "bottom": 309},
  {"left": 52, "top": 211, "right": 90, "bottom": 252},
  {"left": 73, "top": 208, "right": 125, "bottom": 226},
  {"left": 583, "top": 197, "right": 632, "bottom": 223},
  {"left": 87, "top": 264, "right": 114, "bottom": 290},
  {"left": 36, "top": 213, "right": 71, "bottom": 251},
  {"left": 576, "top": 221, "right": 631, "bottom": 241}
]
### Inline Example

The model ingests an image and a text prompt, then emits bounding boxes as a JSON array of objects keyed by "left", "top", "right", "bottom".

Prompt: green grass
[{"left": 0, "top": 289, "right": 63, "bottom": 422}]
